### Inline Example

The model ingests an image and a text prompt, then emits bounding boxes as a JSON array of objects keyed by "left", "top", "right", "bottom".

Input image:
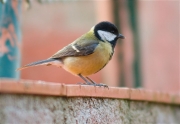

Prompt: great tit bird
[{"left": 18, "top": 21, "right": 124, "bottom": 87}]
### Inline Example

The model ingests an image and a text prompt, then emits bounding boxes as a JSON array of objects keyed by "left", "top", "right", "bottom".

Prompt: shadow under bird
[{"left": 17, "top": 21, "right": 125, "bottom": 87}]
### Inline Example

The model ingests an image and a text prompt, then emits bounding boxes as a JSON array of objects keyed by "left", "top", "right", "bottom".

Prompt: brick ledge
[{"left": 0, "top": 78, "right": 179, "bottom": 105}]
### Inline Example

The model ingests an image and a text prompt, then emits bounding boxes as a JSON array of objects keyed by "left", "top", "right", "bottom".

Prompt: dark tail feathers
[{"left": 17, "top": 58, "right": 56, "bottom": 70}]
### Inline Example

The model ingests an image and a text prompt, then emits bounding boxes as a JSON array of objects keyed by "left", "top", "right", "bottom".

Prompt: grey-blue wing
[{"left": 51, "top": 41, "right": 99, "bottom": 59}]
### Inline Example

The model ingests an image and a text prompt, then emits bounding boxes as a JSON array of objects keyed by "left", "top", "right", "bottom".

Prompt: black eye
[{"left": 111, "top": 30, "right": 115, "bottom": 33}]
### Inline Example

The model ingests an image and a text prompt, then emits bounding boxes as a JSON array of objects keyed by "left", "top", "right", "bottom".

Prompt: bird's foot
[
  {"left": 77, "top": 82, "right": 92, "bottom": 85},
  {"left": 94, "top": 83, "right": 109, "bottom": 88},
  {"left": 77, "top": 82, "right": 108, "bottom": 88},
  {"left": 77, "top": 82, "right": 85, "bottom": 85}
]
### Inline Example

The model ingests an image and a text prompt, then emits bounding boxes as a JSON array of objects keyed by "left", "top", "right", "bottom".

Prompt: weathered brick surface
[{"left": 0, "top": 94, "right": 179, "bottom": 124}]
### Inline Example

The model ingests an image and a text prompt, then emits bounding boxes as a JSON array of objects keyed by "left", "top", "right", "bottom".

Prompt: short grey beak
[{"left": 118, "top": 34, "right": 125, "bottom": 39}]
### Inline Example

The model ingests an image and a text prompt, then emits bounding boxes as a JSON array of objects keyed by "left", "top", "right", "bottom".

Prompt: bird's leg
[
  {"left": 78, "top": 74, "right": 109, "bottom": 88},
  {"left": 86, "top": 77, "right": 109, "bottom": 88},
  {"left": 85, "top": 77, "right": 96, "bottom": 87},
  {"left": 78, "top": 74, "right": 92, "bottom": 85},
  {"left": 85, "top": 77, "right": 96, "bottom": 84}
]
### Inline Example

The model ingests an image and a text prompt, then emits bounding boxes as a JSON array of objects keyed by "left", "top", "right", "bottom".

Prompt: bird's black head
[{"left": 94, "top": 21, "right": 124, "bottom": 48}]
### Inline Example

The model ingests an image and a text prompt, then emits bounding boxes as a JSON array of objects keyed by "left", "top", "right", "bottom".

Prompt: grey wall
[{"left": 0, "top": 94, "right": 179, "bottom": 124}]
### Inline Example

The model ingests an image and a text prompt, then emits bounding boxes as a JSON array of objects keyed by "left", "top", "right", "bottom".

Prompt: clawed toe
[
  {"left": 77, "top": 82, "right": 108, "bottom": 88},
  {"left": 96, "top": 83, "right": 109, "bottom": 88},
  {"left": 77, "top": 82, "right": 92, "bottom": 85},
  {"left": 77, "top": 82, "right": 86, "bottom": 85}
]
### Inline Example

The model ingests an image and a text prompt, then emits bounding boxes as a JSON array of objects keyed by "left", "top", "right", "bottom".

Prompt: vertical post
[
  {"left": 0, "top": 0, "right": 22, "bottom": 79},
  {"left": 127, "top": 0, "right": 141, "bottom": 87},
  {"left": 112, "top": 0, "right": 125, "bottom": 87}
]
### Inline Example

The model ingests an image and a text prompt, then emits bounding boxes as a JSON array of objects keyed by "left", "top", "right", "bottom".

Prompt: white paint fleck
[{"left": 49, "top": 60, "right": 62, "bottom": 67}]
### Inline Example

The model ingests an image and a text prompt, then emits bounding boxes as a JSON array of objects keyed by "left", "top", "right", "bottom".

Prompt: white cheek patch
[{"left": 97, "top": 30, "right": 116, "bottom": 41}]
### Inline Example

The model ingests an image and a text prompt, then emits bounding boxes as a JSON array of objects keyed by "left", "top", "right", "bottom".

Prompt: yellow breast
[{"left": 62, "top": 41, "right": 113, "bottom": 76}]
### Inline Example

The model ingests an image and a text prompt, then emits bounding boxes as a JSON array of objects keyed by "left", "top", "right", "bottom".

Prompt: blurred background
[{"left": 0, "top": 0, "right": 179, "bottom": 93}]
